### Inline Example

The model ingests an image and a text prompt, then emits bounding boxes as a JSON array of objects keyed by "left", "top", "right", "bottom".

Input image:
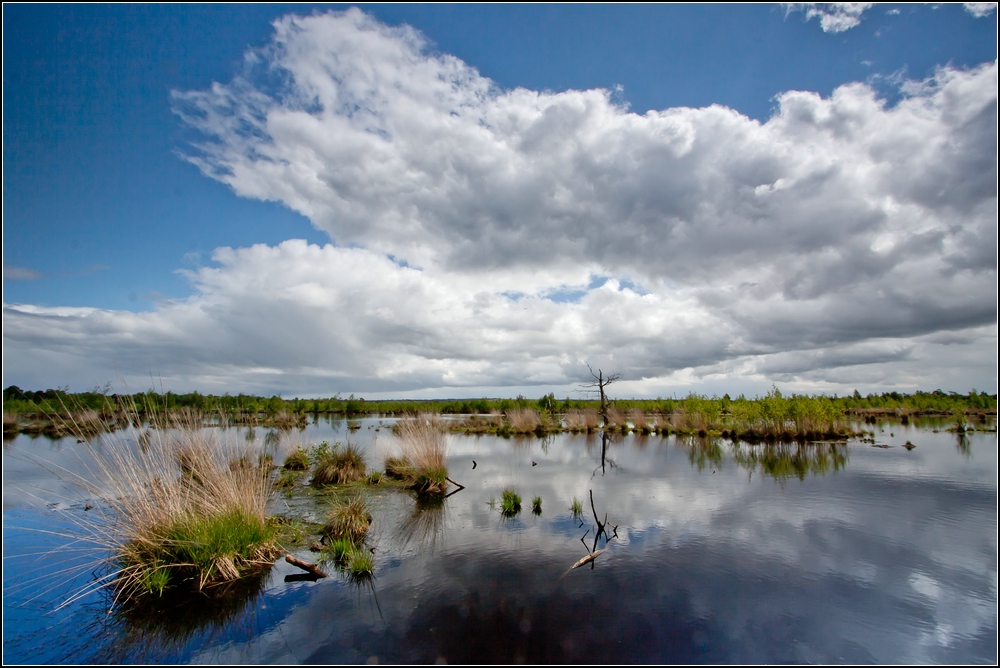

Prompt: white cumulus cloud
[
  {"left": 784, "top": 3, "right": 874, "bottom": 33},
  {"left": 964, "top": 3, "right": 997, "bottom": 18}
]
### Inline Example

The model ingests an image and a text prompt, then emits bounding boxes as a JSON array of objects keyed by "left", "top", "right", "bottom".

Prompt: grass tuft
[
  {"left": 323, "top": 497, "right": 373, "bottom": 543},
  {"left": 74, "top": 410, "right": 282, "bottom": 601},
  {"left": 312, "top": 443, "right": 367, "bottom": 486},
  {"left": 506, "top": 408, "right": 542, "bottom": 433},
  {"left": 531, "top": 496, "right": 542, "bottom": 515},
  {"left": 392, "top": 417, "right": 449, "bottom": 495},
  {"left": 282, "top": 447, "right": 310, "bottom": 471},
  {"left": 346, "top": 544, "right": 375, "bottom": 577},
  {"left": 570, "top": 497, "right": 583, "bottom": 518},
  {"left": 384, "top": 456, "right": 416, "bottom": 480},
  {"left": 564, "top": 408, "right": 600, "bottom": 432},
  {"left": 500, "top": 488, "right": 521, "bottom": 517},
  {"left": 325, "top": 536, "right": 355, "bottom": 563}
]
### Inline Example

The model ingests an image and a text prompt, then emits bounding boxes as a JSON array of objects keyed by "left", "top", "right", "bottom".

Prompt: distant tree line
[{"left": 2, "top": 385, "right": 995, "bottom": 420}]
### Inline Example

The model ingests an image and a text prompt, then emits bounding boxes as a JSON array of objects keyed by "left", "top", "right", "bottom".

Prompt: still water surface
[{"left": 3, "top": 418, "right": 996, "bottom": 663}]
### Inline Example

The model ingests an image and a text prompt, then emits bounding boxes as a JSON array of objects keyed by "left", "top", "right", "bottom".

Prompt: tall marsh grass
[
  {"left": 605, "top": 405, "right": 628, "bottom": 429},
  {"left": 564, "top": 408, "right": 600, "bottom": 432},
  {"left": 389, "top": 415, "right": 449, "bottom": 494},
  {"left": 506, "top": 408, "right": 542, "bottom": 433},
  {"left": 43, "top": 408, "right": 279, "bottom": 604}
]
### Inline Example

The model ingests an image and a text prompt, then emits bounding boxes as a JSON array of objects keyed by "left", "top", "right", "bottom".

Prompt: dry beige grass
[
  {"left": 629, "top": 409, "right": 653, "bottom": 431},
  {"left": 606, "top": 405, "right": 628, "bottom": 428},
  {"left": 393, "top": 416, "right": 446, "bottom": 472},
  {"left": 564, "top": 408, "right": 600, "bottom": 431},
  {"left": 506, "top": 408, "right": 542, "bottom": 433},
  {"left": 390, "top": 416, "right": 448, "bottom": 493}
]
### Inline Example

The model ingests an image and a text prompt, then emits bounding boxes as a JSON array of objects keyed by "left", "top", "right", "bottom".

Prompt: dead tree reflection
[
  {"left": 564, "top": 489, "right": 618, "bottom": 575},
  {"left": 591, "top": 430, "right": 620, "bottom": 478}
]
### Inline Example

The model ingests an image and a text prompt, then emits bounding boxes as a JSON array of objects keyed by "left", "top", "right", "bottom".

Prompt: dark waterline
[{"left": 3, "top": 418, "right": 996, "bottom": 663}]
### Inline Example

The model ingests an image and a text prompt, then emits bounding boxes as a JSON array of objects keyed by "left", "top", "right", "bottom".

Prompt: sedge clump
[
  {"left": 500, "top": 489, "right": 522, "bottom": 517},
  {"left": 390, "top": 417, "right": 449, "bottom": 495},
  {"left": 76, "top": 410, "right": 281, "bottom": 601},
  {"left": 312, "top": 442, "right": 367, "bottom": 486}
]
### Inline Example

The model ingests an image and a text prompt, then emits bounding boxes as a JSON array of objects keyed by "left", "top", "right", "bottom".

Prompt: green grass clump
[
  {"left": 319, "top": 500, "right": 376, "bottom": 580},
  {"left": 384, "top": 456, "right": 416, "bottom": 480},
  {"left": 323, "top": 497, "right": 372, "bottom": 543},
  {"left": 103, "top": 417, "right": 281, "bottom": 600},
  {"left": 122, "top": 507, "right": 279, "bottom": 595},
  {"left": 570, "top": 497, "right": 583, "bottom": 518},
  {"left": 531, "top": 496, "right": 542, "bottom": 515},
  {"left": 367, "top": 470, "right": 383, "bottom": 485},
  {"left": 312, "top": 443, "right": 367, "bottom": 486},
  {"left": 282, "top": 447, "right": 310, "bottom": 471},
  {"left": 325, "top": 536, "right": 355, "bottom": 563},
  {"left": 500, "top": 488, "right": 521, "bottom": 517},
  {"left": 346, "top": 544, "right": 375, "bottom": 577}
]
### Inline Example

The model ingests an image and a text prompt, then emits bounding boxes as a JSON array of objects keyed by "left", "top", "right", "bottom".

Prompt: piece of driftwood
[
  {"left": 570, "top": 548, "right": 608, "bottom": 570},
  {"left": 285, "top": 554, "right": 328, "bottom": 579}
]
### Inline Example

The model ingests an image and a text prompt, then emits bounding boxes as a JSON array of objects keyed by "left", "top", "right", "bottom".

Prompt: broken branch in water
[
  {"left": 570, "top": 547, "right": 608, "bottom": 570},
  {"left": 285, "top": 554, "right": 328, "bottom": 579}
]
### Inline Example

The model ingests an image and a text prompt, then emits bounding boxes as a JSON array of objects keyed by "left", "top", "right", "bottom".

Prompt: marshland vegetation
[
  {"left": 320, "top": 496, "right": 375, "bottom": 577},
  {"left": 6, "top": 385, "right": 994, "bottom": 441},
  {"left": 500, "top": 488, "right": 522, "bottom": 517},
  {"left": 78, "top": 417, "right": 282, "bottom": 600},
  {"left": 311, "top": 441, "right": 367, "bottom": 486},
  {"left": 386, "top": 416, "right": 450, "bottom": 495}
]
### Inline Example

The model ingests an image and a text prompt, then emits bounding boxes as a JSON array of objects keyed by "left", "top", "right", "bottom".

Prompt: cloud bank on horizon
[{"left": 3, "top": 8, "right": 997, "bottom": 397}]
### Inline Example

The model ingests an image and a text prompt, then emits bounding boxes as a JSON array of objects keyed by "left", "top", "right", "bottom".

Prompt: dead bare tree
[{"left": 582, "top": 364, "right": 621, "bottom": 429}]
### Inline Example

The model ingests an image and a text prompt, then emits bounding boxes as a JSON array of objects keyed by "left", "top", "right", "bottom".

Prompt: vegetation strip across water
[{"left": 4, "top": 385, "right": 995, "bottom": 440}]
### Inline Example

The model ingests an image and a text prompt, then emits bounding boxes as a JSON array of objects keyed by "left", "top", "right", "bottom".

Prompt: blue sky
[{"left": 3, "top": 4, "right": 997, "bottom": 397}]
